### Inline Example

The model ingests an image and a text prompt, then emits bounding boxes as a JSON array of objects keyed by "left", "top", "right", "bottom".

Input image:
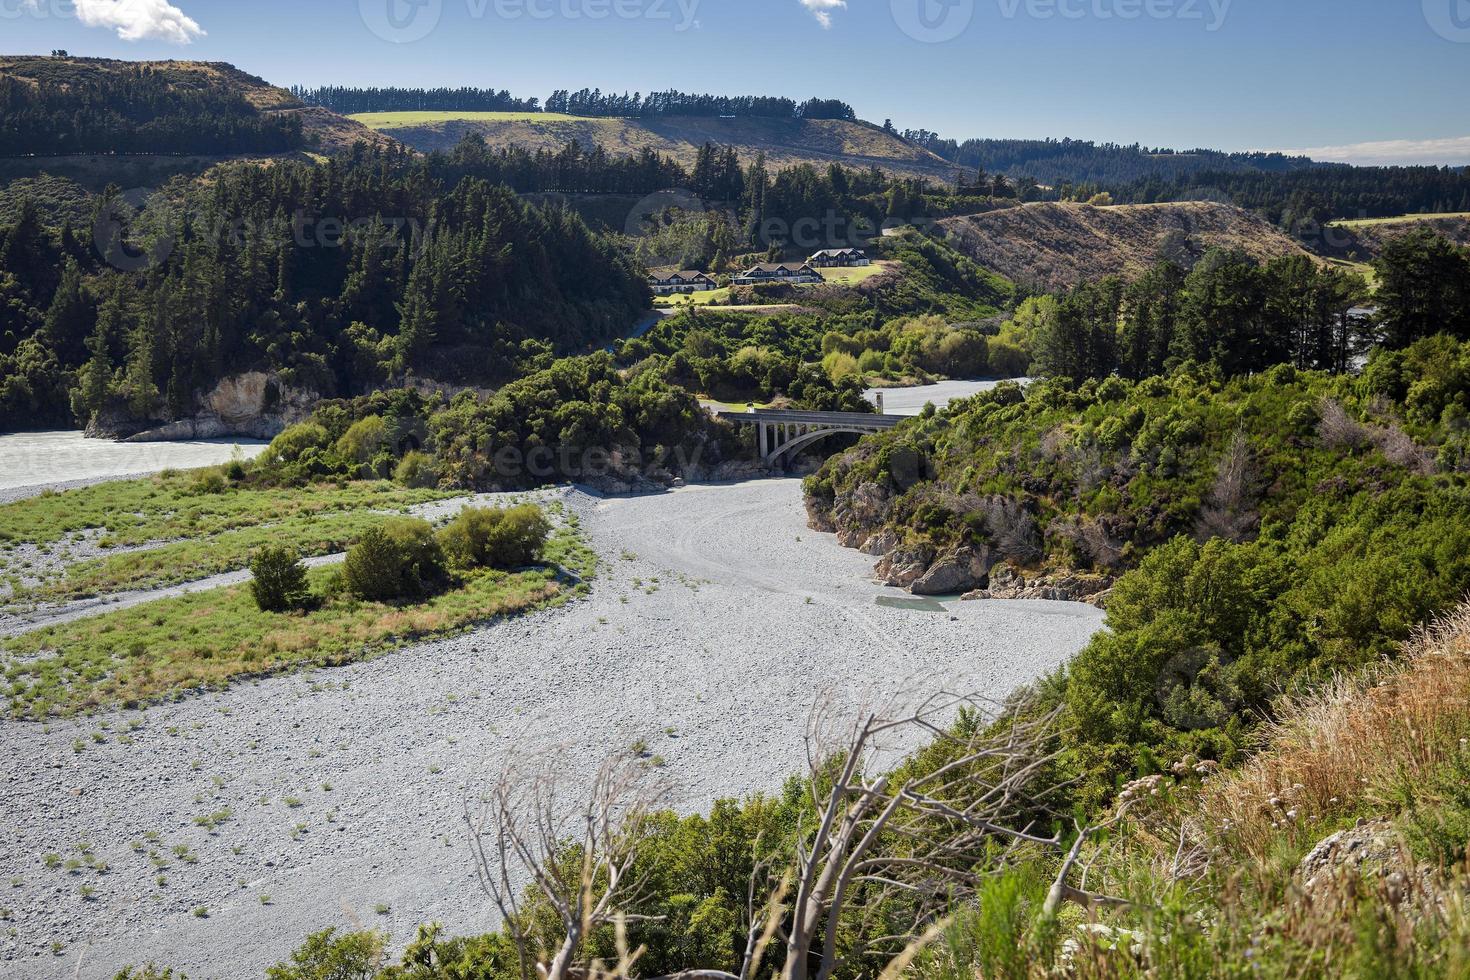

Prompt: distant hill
[
  {"left": 938, "top": 201, "right": 1312, "bottom": 291},
  {"left": 904, "top": 134, "right": 1317, "bottom": 186},
  {"left": 0, "top": 56, "right": 397, "bottom": 160},
  {"left": 1327, "top": 213, "right": 1470, "bottom": 260},
  {"left": 351, "top": 111, "right": 958, "bottom": 181}
]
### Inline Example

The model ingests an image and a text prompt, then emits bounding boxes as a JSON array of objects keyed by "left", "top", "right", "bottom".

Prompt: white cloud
[
  {"left": 800, "top": 0, "right": 847, "bottom": 29},
  {"left": 1284, "top": 135, "right": 1470, "bottom": 168},
  {"left": 72, "top": 0, "right": 206, "bottom": 45}
]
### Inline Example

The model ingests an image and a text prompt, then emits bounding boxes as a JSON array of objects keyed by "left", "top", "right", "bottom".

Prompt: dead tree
[
  {"left": 465, "top": 752, "right": 666, "bottom": 980},
  {"left": 777, "top": 691, "right": 1088, "bottom": 980},
  {"left": 468, "top": 692, "right": 1129, "bottom": 980}
]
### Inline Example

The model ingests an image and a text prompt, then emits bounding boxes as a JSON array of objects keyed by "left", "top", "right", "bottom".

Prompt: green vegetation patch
[
  {"left": 2, "top": 561, "right": 565, "bottom": 719},
  {"left": 0, "top": 474, "right": 456, "bottom": 601}
]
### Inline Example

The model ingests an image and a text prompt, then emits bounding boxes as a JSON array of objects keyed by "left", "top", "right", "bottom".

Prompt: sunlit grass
[
  {"left": 0, "top": 473, "right": 457, "bottom": 601},
  {"left": 350, "top": 110, "right": 587, "bottom": 128},
  {"left": 2, "top": 563, "right": 567, "bottom": 718}
]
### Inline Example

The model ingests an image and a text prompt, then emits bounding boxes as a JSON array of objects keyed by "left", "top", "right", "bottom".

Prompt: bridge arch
[{"left": 763, "top": 426, "right": 875, "bottom": 465}]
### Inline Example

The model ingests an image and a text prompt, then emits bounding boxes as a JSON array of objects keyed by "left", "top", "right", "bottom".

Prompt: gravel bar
[{"left": 0, "top": 479, "right": 1104, "bottom": 978}]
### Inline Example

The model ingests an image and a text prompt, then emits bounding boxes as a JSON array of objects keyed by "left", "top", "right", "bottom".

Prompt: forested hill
[
  {"left": 0, "top": 56, "right": 393, "bottom": 158},
  {"left": 0, "top": 145, "right": 650, "bottom": 432},
  {"left": 903, "top": 133, "right": 1317, "bottom": 184}
]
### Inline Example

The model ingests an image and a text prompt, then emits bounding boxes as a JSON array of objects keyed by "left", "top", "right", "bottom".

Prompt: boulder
[
  {"left": 1297, "top": 820, "right": 1411, "bottom": 897},
  {"left": 874, "top": 544, "right": 933, "bottom": 589},
  {"left": 911, "top": 545, "right": 997, "bottom": 596},
  {"left": 858, "top": 528, "right": 900, "bottom": 557},
  {"left": 962, "top": 563, "right": 1113, "bottom": 605}
]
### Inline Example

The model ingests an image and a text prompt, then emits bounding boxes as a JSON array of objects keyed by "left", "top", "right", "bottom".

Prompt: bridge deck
[{"left": 715, "top": 409, "right": 903, "bottom": 428}]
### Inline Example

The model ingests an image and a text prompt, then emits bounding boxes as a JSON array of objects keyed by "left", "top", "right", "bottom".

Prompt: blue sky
[{"left": 6, "top": 0, "right": 1469, "bottom": 164}]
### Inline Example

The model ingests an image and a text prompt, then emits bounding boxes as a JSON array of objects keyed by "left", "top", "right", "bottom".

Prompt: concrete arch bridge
[{"left": 716, "top": 409, "right": 902, "bottom": 466}]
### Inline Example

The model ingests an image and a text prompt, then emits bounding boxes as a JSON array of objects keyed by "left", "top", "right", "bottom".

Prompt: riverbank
[
  {"left": 0, "top": 478, "right": 1104, "bottom": 978},
  {"left": 0, "top": 431, "right": 269, "bottom": 501}
]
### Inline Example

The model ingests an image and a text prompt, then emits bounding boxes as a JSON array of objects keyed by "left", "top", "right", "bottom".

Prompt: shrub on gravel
[
  {"left": 249, "top": 545, "right": 310, "bottom": 613},
  {"left": 343, "top": 519, "right": 446, "bottom": 602},
  {"left": 437, "top": 505, "right": 550, "bottom": 571}
]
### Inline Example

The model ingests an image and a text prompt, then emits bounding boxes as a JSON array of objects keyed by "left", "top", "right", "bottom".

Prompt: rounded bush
[
  {"left": 343, "top": 518, "right": 446, "bottom": 601},
  {"left": 394, "top": 450, "right": 439, "bottom": 489},
  {"left": 249, "top": 545, "right": 309, "bottom": 613},
  {"left": 437, "top": 505, "right": 551, "bottom": 571},
  {"left": 267, "top": 423, "right": 330, "bottom": 465}
]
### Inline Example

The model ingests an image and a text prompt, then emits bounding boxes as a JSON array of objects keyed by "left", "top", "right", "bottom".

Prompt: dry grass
[
  {"left": 365, "top": 114, "right": 955, "bottom": 181},
  {"left": 938, "top": 201, "right": 1311, "bottom": 291},
  {"left": 1192, "top": 602, "right": 1470, "bottom": 866}
]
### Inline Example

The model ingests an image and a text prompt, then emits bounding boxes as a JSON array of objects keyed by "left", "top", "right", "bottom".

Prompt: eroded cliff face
[
  {"left": 807, "top": 474, "right": 1112, "bottom": 604},
  {"left": 88, "top": 372, "right": 319, "bottom": 442}
]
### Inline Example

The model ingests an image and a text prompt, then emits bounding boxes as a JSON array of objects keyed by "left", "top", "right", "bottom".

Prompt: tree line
[
  {"left": 542, "top": 90, "right": 856, "bottom": 120},
  {"left": 0, "top": 72, "right": 304, "bottom": 158},
  {"left": 292, "top": 84, "right": 858, "bottom": 121},
  {"left": 1109, "top": 164, "right": 1470, "bottom": 228},
  {"left": 1027, "top": 228, "right": 1470, "bottom": 382},
  {"left": 903, "top": 134, "right": 1314, "bottom": 183},
  {"left": 291, "top": 85, "right": 540, "bottom": 114}
]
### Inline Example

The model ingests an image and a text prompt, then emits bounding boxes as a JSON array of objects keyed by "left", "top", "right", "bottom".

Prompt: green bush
[
  {"left": 267, "top": 422, "right": 330, "bottom": 465},
  {"left": 437, "top": 505, "right": 550, "bottom": 571},
  {"left": 393, "top": 450, "right": 439, "bottom": 489},
  {"left": 189, "top": 470, "right": 227, "bottom": 495},
  {"left": 342, "top": 519, "right": 446, "bottom": 602},
  {"left": 335, "top": 415, "right": 387, "bottom": 464},
  {"left": 249, "top": 545, "right": 310, "bottom": 613}
]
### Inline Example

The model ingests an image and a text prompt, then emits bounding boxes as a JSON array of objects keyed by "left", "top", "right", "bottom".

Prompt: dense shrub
[
  {"left": 249, "top": 546, "right": 310, "bottom": 613},
  {"left": 335, "top": 415, "right": 388, "bottom": 467},
  {"left": 809, "top": 338, "right": 1470, "bottom": 803},
  {"left": 267, "top": 423, "right": 333, "bottom": 467},
  {"left": 437, "top": 505, "right": 550, "bottom": 571},
  {"left": 342, "top": 519, "right": 446, "bottom": 602},
  {"left": 393, "top": 450, "right": 439, "bottom": 489}
]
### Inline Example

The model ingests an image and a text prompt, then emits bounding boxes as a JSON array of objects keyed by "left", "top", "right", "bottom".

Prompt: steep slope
[
  {"left": 352, "top": 111, "right": 957, "bottom": 180},
  {"left": 939, "top": 200, "right": 1311, "bottom": 291}
]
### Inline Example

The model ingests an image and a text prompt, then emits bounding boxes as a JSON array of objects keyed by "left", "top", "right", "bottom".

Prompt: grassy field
[
  {"left": 1324, "top": 256, "right": 1380, "bottom": 290},
  {"left": 2, "top": 520, "right": 594, "bottom": 719},
  {"left": 0, "top": 474, "right": 457, "bottom": 603},
  {"left": 1330, "top": 211, "right": 1470, "bottom": 228},
  {"left": 350, "top": 110, "right": 584, "bottom": 128},
  {"left": 817, "top": 261, "right": 892, "bottom": 285},
  {"left": 653, "top": 287, "right": 731, "bottom": 307}
]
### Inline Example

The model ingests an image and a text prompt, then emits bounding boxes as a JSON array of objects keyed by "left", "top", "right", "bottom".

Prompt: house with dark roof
[
  {"left": 732, "top": 262, "right": 823, "bottom": 286},
  {"left": 808, "top": 247, "right": 870, "bottom": 267},
  {"left": 647, "top": 270, "right": 719, "bottom": 296}
]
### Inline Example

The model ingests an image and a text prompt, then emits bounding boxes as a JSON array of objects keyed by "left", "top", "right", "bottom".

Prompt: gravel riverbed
[{"left": 0, "top": 479, "right": 1105, "bottom": 979}]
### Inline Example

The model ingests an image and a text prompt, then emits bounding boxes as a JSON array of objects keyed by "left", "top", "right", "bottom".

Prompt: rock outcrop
[
  {"left": 962, "top": 563, "right": 1113, "bottom": 606},
  {"left": 910, "top": 544, "right": 997, "bottom": 596},
  {"left": 90, "top": 372, "right": 319, "bottom": 442}
]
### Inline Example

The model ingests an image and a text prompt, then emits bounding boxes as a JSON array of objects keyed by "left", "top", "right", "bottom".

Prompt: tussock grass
[
  {"left": 1048, "top": 602, "right": 1470, "bottom": 978},
  {"left": 1198, "top": 602, "right": 1470, "bottom": 869}
]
